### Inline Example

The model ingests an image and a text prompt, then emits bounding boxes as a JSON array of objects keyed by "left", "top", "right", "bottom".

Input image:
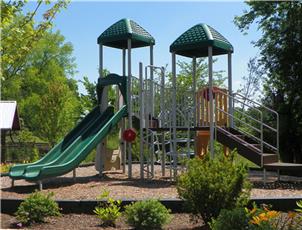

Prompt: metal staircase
[{"left": 214, "top": 89, "right": 302, "bottom": 171}]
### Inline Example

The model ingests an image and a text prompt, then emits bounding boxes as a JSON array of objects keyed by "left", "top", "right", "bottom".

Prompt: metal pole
[
  {"left": 192, "top": 57, "right": 197, "bottom": 127},
  {"left": 160, "top": 67, "right": 166, "bottom": 176},
  {"left": 172, "top": 53, "right": 177, "bottom": 178},
  {"left": 150, "top": 45, "right": 154, "bottom": 177},
  {"left": 127, "top": 39, "right": 132, "bottom": 178},
  {"left": 208, "top": 46, "right": 214, "bottom": 159},
  {"left": 96, "top": 44, "right": 106, "bottom": 176},
  {"left": 38, "top": 181, "right": 43, "bottom": 191},
  {"left": 139, "top": 62, "right": 144, "bottom": 179},
  {"left": 228, "top": 52, "right": 233, "bottom": 128},
  {"left": 73, "top": 168, "right": 76, "bottom": 182},
  {"left": 150, "top": 45, "right": 154, "bottom": 116},
  {"left": 121, "top": 48, "right": 126, "bottom": 173}
]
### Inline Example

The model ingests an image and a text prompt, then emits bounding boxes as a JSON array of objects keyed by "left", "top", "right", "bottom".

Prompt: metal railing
[
  {"left": 213, "top": 90, "right": 279, "bottom": 164},
  {"left": 233, "top": 92, "right": 279, "bottom": 157}
]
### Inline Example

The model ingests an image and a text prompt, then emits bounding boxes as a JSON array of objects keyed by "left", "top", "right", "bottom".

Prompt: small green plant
[
  {"left": 210, "top": 207, "right": 250, "bottom": 230},
  {"left": 0, "top": 163, "right": 13, "bottom": 173},
  {"left": 177, "top": 150, "right": 251, "bottom": 225},
  {"left": 15, "top": 191, "right": 60, "bottom": 225},
  {"left": 124, "top": 199, "right": 171, "bottom": 230},
  {"left": 93, "top": 190, "right": 122, "bottom": 227}
]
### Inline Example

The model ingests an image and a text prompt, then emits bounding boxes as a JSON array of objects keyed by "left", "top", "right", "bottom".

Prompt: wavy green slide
[{"left": 9, "top": 105, "right": 127, "bottom": 181}]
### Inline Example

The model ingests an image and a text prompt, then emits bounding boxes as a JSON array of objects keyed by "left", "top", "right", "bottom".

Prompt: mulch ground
[
  {"left": 1, "top": 164, "right": 302, "bottom": 200},
  {"left": 0, "top": 213, "right": 206, "bottom": 230},
  {"left": 1, "top": 164, "right": 302, "bottom": 229}
]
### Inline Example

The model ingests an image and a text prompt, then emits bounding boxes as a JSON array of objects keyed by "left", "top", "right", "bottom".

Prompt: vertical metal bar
[
  {"left": 139, "top": 62, "right": 144, "bottom": 179},
  {"left": 160, "top": 67, "right": 166, "bottom": 176},
  {"left": 96, "top": 44, "right": 106, "bottom": 176},
  {"left": 151, "top": 132, "right": 154, "bottom": 177},
  {"left": 11, "top": 179, "right": 14, "bottom": 187},
  {"left": 127, "top": 39, "right": 132, "bottom": 178},
  {"left": 172, "top": 53, "right": 177, "bottom": 178},
  {"left": 73, "top": 169, "right": 76, "bottom": 182},
  {"left": 192, "top": 57, "right": 197, "bottom": 127},
  {"left": 121, "top": 49, "right": 126, "bottom": 173},
  {"left": 150, "top": 45, "right": 154, "bottom": 116},
  {"left": 263, "top": 168, "right": 267, "bottom": 185},
  {"left": 228, "top": 52, "right": 233, "bottom": 128},
  {"left": 208, "top": 46, "right": 214, "bottom": 159},
  {"left": 38, "top": 181, "right": 43, "bottom": 191}
]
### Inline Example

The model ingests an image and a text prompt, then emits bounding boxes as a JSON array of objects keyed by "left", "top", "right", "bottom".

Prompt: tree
[
  {"left": 17, "top": 32, "right": 80, "bottom": 146},
  {"left": 238, "top": 57, "right": 263, "bottom": 106},
  {"left": 1, "top": 0, "right": 69, "bottom": 82},
  {"left": 166, "top": 58, "right": 226, "bottom": 89},
  {"left": 234, "top": 1, "right": 302, "bottom": 163}
]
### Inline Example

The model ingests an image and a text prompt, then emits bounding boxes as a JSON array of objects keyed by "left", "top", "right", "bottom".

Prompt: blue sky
[{"left": 25, "top": 1, "right": 261, "bottom": 93}]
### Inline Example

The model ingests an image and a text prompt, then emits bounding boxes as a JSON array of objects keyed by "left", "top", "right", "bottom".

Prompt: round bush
[
  {"left": 124, "top": 199, "right": 171, "bottom": 230},
  {"left": 15, "top": 191, "right": 60, "bottom": 224},
  {"left": 210, "top": 208, "right": 250, "bottom": 230},
  {"left": 177, "top": 151, "right": 251, "bottom": 224}
]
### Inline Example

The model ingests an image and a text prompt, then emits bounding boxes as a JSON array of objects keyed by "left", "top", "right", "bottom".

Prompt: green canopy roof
[
  {"left": 97, "top": 18, "right": 155, "bottom": 49},
  {"left": 170, "top": 23, "right": 233, "bottom": 57}
]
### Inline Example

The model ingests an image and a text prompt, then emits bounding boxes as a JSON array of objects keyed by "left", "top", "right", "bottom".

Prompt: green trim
[
  {"left": 126, "top": 18, "right": 132, "bottom": 34},
  {"left": 202, "top": 24, "right": 213, "bottom": 40}
]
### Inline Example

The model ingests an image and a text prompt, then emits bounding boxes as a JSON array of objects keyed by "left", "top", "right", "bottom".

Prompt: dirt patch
[
  {"left": 1, "top": 165, "right": 301, "bottom": 200},
  {"left": 0, "top": 213, "right": 206, "bottom": 230}
]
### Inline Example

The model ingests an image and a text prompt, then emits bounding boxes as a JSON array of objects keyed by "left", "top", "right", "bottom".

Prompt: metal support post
[
  {"left": 96, "top": 44, "right": 106, "bottom": 177},
  {"left": 277, "top": 170, "right": 280, "bottom": 181},
  {"left": 172, "top": 53, "right": 177, "bottom": 179},
  {"left": 208, "top": 46, "right": 214, "bottom": 159},
  {"left": 121, "top": 48, "right": 126, "bottom": 173},
  {"left": 127, "top": 39, "right": 132, "bottom": 178},
  {"left": 228, "top": 52, "right": 233, "bottom": 128},
  {"left": 139, "top": 62, "right": 144, "bottom": 179},
  {"left": 192, "top": 57, "right": 197, "bottom": 127},
  {"left": 160, "top": 67, "right": 166, "bottom": 177},
  {"left": 150, "top": 45, "right": 154, "bottom": 116},
  {"left": 73, "top": 168, "right": 76, "bottom": 181},
  {"left": 11, "top": 179, "right": 14, "bottom": 188},
  {"left": 263, "top": 168, "right": 267, "bottom": 185},
  {"left": 38, "top": 181, "right": 43, "bottom": 191}
]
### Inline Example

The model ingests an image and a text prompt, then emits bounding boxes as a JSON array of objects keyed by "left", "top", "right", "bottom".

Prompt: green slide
[{"left": 9, "top": 105, "right": 127, "bottom": 181}]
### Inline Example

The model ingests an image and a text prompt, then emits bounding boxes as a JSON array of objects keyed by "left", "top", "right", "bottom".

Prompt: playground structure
[{"left": 8, "top": 18, "right": 302, "bottom": 188}]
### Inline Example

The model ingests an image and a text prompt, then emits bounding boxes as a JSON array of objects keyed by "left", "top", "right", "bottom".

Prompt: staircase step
[
  {"left": 262, "top": 153, "right": 279, "bottom": 164},
  {"left": 264, "top": 162, "right": 302, "bottom": 171}
]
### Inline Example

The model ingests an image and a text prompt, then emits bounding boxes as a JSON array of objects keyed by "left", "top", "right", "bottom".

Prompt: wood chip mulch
[{"left": 1, "top": 165, "right": 301, "bottom": 200}]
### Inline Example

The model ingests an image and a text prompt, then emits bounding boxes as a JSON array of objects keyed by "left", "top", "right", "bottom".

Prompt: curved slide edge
[
  {"left": 9, "top": 106, "right": 101, "bottom": 179},
  {"left": 24, "top": 105, "right": 127, "bottom": 181}
]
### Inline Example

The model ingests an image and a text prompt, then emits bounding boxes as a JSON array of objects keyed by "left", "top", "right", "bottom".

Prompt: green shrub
[
  {"left": 124, "top": 199, "right": 171, "bottom": 230},
  {"left": 93, "top": 191, "right": 122, "bottom": 227},
  {"left": 15, "top": 191, "right": 60, "bottom": 224},
  {"left": 177, "top": 150, "right": 251, "bottom": 224},
  {"left": 210, "top": 208, "right": 250, "bottom": 230}
]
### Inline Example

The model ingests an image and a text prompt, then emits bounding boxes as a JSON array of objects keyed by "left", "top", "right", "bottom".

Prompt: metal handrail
[
  {"left": 233, "top": 92, "right": 278, "bottom": 117},
  {"left": 216, "top": 106, "right": 277, "bottom": 153},
  {"left": 234, "top": 108, "right": 263, "bottom": 126},
  {"left": 232, "top": 92, "right": 279, "bottom": 158},
  {"left": 213, "top": 89, "right": 279, "bottom": 161},
  {"left": 215, "top": 89, "right": 263, "bottom": 115},
  {"left": 217, "top": 108, "right": 262, "bottom": 133}
]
